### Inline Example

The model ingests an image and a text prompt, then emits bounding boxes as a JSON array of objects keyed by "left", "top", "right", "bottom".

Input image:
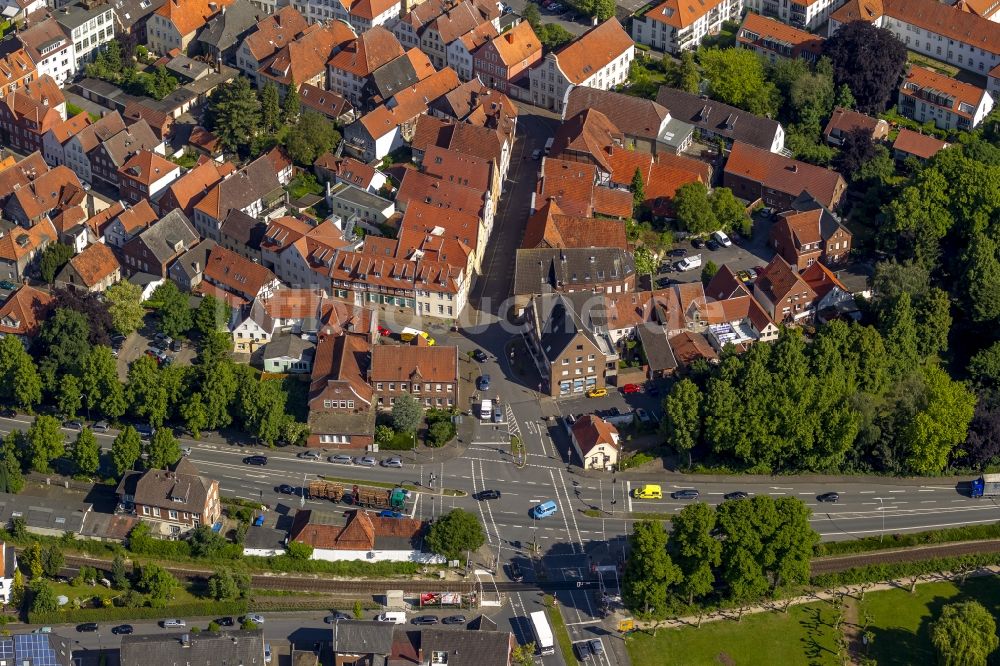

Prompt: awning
[{"left": 1, "top": 7, "right": 19, "bottom": 17}]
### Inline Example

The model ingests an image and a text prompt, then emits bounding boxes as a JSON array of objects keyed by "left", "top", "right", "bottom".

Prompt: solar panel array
[{"left": 12, "top": 633, "right": 60, "bottom": 666}]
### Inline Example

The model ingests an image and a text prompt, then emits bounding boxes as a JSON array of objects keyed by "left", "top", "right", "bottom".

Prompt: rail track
[{"left": 810, "top": 539, "right": 1000, "bottom": 575}]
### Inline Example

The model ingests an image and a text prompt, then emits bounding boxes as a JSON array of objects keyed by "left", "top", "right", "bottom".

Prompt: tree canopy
[
  {"left": 425, "top": 509, "right": 485, "bottom": 561},
  {"left": 822, "top": 21, "right": 907, "bottom": 114}
]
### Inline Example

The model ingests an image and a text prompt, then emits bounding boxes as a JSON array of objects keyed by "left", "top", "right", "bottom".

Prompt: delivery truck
[{"left": 970, "top": 474, "right": 1000, "bottom": 498}]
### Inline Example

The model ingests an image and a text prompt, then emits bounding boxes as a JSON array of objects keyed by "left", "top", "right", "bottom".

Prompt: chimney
[{"left": 505, "top": 33, "right": 513, "bottom": 43}]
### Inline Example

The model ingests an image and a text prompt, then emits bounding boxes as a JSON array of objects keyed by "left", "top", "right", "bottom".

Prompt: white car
[
  {"left": 712, "top": 230, "right": 733, "bottom": 247},
  {"left": 242, "top": 614, "right": 265, "bottom": 625},
  {"left": 161, "top": 619, "right": 186, "bottom": 628}
]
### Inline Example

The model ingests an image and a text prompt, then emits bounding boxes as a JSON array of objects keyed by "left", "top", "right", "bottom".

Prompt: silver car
[
  {"left": 381, "top": 457, "right": 403, "bottom": 468},
  {"left": 297, "top": 451, "right": 321, "bottom": 460},
  {"left": 355, "top": 456, "right": 377, "bottom": 467},
  {"left": 328, "top": 454, "right": 353, "bottom": 465}
]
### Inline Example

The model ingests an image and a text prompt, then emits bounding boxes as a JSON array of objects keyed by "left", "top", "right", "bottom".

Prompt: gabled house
[
  {"left": 446, "top": 20, "right": 496, "bottom": 81},
  {"left": 115, "top": 457, "right": 221, "bottom": 535},
  {"left": 570, "top": 414, "right": 619, "bottom": 470},
  {"left": 898, "top": 65, "right": 995, "bottom": 131},
  {"left": 120, "top": 209, "right": 201, "bottom": 277},
  {"left": 307, "top": 329, "right": 376, "bottom": 448},
  {"left": 289, "top": 508, "right": 435, "bottom": 562},
  {"left": 823, "top": 107, "right": 890, "bottom": 146},
  {"left": 0, "top": 219, "right": 58, "bottom": 282},
  {"left": 801, "top": 261, "right": 859, "bottom": 323},
  {"left": 231, "top": 287, "right": 329, "bottom": 351},
  {"left": 12, "top": 18, "right": 75, "bottom": 86},
  {"left": 55, "top": 242, "right": 121, "bottom": 293},
  {"left": 236, "top": 6, "right": 312, "bottom": 85},
  {"left": 0, "top": 48, "right": 37, "bottom": 102},
  {"left": 192, "top": 0, "right": 261, "bottom": 65},
  {"left": 736, "top": 12, "right": 825, "bottom": 62},
  {"left": 473, "top": 20, "right": 540, "bottom": 94},
  {"left": 513, "top": 247, "right": 636, "bottom": 312},
  {"left": 42, "top": 112, "right": 92, "bottom": 168},
  {"left": 752, "top": 255, "right": 817, "bottom": 323},
  {"left": 258, "top": 21, "right": 356, "bottom": 96},
  {"left": 525, "top": 292, "right": 610, "bottom": 397},
  {"left": 263, "top": 334, "right": 315, "bottom": 373},
  {"left": 293, "top": 0, "right": 401, "bottom": 34},
  {"left": 327, "top": 26, "right": 405, "bottom": 107},
  {"left": 121, "top": 630, "right": 265, "bottom": 666},
  {"left": 62, "top": 111, "right": 126, "bottom": 186},
  {"left": 315, "top": 154, "right": 387, "bottom": 193},
  {"left": 3, "top": 164, "right": 85, "bottom": 229},
  {"left": 168, "top": 239, "right": 215, "bottom": 291},
  {"left": 104, "top": 199, "right": 159, "bottom": 248},
  {"left": 632, "top": 0, "right": 741, "bottom": 54},
  {"left": 723, "top": 141, "right": 847, "bottom": 211},
  {"left": 146, "top": 0, "right": 236, "bottom": 55},
  {"left": 563, "top": 86, "right": 687, "bottom": 155},
  {"left": 201, "top": 244, "right": 279, "bottom": 307},
  {"left": 111, "top": 0, "right": 166, "bottom": 52},
  {"left": 156, "top": 159, "right": 236, "bottom": 217},
  {"left": 418, "top": 0, "right": 498, "bottom": 71},
  {"left": 192, "top": 152, "right": 284, "bottom": 241},
  {"left": 656, "top": 87, "right": 785, "bottom": 153},
  {"left": 89, "top": 119, "right": 162, "bottom": 189},
  {"left": 0, "top": 76, "right": 66, "bottom": 156},
  {"left": 892, "top": 127, "right": 949, "bottom": 163},
  {"left": 117, "top": 149, "right": 181, "bottom": 205},
  {"left": 770, "top": 194, "right": 852, "bottom": 270},
  {"left": 369, "top": 344, "right": 459, "bottom": 408},
  {"left": 0, "top": 285, "right": 54, "bottom": 347},
  {"left": 521, "top": 199, "right": 628, "bottom": 250},
  {"left": 51, "top": 1, "right": 117, "bottom": 72}
]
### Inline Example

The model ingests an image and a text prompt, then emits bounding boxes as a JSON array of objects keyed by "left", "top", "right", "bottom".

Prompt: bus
[{"left": 529, "top": 610, "right": 555, "bottom": 656}]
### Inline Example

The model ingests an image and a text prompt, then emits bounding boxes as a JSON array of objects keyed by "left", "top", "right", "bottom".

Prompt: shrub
[
  {"left": 286, "top": 541, "right": 313, "bottom": 560},
  {"left": 28, "top": 601, "right": 248, "bottom": 625}
]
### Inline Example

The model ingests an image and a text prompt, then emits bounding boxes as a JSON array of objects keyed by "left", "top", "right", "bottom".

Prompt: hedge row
[
  {"left": 28, "top": 601, "right": 248, "bottom": 625},
  {"left": 243, "top": 555, "right": 423, "bottom": 577},
  {"left": 810, "top": 552, "right": 1000, "bottom": 588},
  {"left": 814, "top": 522, "right": 1000, "bottom": 557}
]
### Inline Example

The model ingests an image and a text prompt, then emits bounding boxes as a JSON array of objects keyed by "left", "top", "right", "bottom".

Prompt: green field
[
  {"left": 625, "top": 603, "right": 842, "bottom": 666},
  {"left": 861, "top": 577, "right": 1000, "bottom": 666}
]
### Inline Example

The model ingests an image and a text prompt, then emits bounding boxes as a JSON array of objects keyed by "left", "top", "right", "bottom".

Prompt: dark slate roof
[
  {"left": 368, "top": 54, "right": 421, "bottom": 101},
  {"left": 172, "top": 239, "right": 216, "bottom": 284},
  {"left": 637, "top": 323, "right": 677, "bottom": 372},
  {"left": 0, "top": 492, "right": 89, "bottom": 534},
  {"left": 564, "top": 86, "right": 669, "bottom": 141},
  {"left": 331, "top": 621, "right": 395, "bottom": 655},
  {"left": 120, "top": 630, "right": 266, "bottom": 666},
  {"left": 220, "top": 208, "right": 267, "bottom": 252},
  {"left": 417, "top": 628, "right": 512, "bottom": 666},
  {"left": 530, "top": 293, "right": 602, "bottom": 364},
  {"left": 112, "top": 0, "right": 165, "bottom": 28},
  {"left": 264, "top": 333, "right": 315, "bottom": 361},
  {"left": 195, "top": 0, "right": 262, "bottom": 53},
  {"left": 138, "top": 209, "right": 200, "bottom": 265},
  {"left": 513, "top": 247, "right": 635, "bottom": 296},
  {"left": 243, "top": 525, "right": 287, "bottom": 551},
  {"left": 114, "top": 458, "right": 214, "bottom": 517},
  {"left": 656, "top": 87, "right": 782, "bottom": 151}
]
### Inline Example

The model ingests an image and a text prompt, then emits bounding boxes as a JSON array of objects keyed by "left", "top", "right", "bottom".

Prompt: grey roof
[
  {"left": 243, "top": 525, "right": 287, "bottom": 551},
  {"left": 368, "top": 54, "right": 421, "bottom": 100},
  {"left": 417, "top": 628, "right": 512, "bottom": 666},
  {"left": 0, "top": 492, "right": 90, "bottom": 534},
  {"left": 211, "top": 153, "right": 282, "bottom": 221},
  {"left": 330, "top": 621, "right": 395, "bottom": 655},
  {"left": 637, "top": 323, "right": 677, "bottom": 372},
  {"left": 514, "top": 247, "right": 635, "bottom": 297},
  {"left": 164, "top": 55, "right": 213, "bottom": 82},
  {"left": 114, "top": 458, "right": 214, "bottom": 516},
  {"left": 120, "top": 631, "right": 266, "bottom": 666},
  {"left": 307, "top": 407, "right": 376, "bottom": 437},
  {"left": 0, "top": 633, "right": 74, "bottom": 666},
  {"left": 656, "top": 87, "right": 782, "bottom": 151},
  {"left": 136, "top": 209, "right": 201, "bottom": 266},
  {"left": 112, "top": 0, "right": 165, "bottom": 29},
  {"left": 9, "top": 18, "right": 72, "bottom": 63},
  {"left": 195, "top": 0, "right": 261, "bottom": 54},
  {"left": 172, "top": 239, "right": 216, "bottom": 283},
  {"left": 327, "top": 182, "right": 393, "bottom": 212},
  {"left": 220, "top": 209, "right": 267, "bottom": 251},
  {"left": 264, "top": 333, "right": 315, "bottom": 361},
  {"left": 564, "top": 86, "right": 669, "bottom": 141},
  {"left": 53, "top": 2, "right": 113, "bottom": 31},
  {"left": 530, "top": 293, "right": 602, "bottom": 364},
  {"left": 101, "top": 119, "right": 160, "bottom": 167}
]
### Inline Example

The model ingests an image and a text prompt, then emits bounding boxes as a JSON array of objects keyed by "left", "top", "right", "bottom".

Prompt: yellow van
[{"left": 633, "top": 484, "right": 662, "bottom": 500}]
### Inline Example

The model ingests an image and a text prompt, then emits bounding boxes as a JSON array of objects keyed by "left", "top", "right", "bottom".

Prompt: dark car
[
  {"left": 509, "top": 561, "right": 524, "bottom": 582},
  {"left": 692, "top": 239, "right": 704, "bottom": 249},
  {"left": 476, "top": 489, "right": 501, "bottom": 501},
  {"left": 442, "top": 615, "right": 466, "bottom": 625},
  {"left": 477, "top": 374, "right": 490, "bottom": 391},
  {"left": 668, "top": 248, "right": 688, "bottom": 257},
  {"left": 671, "top": 489, "right": 700, "bottom": 500},
  {"left": 76, "top": 623, "right": 99, "bottom": 633},
  {"left": 724, "top": 491, "right": 749, "bottom": 501},
  {"left": 817, "top": 492, "right": 840, "bottom": 503},
  {"left": 574, "top": 641, "right": 593, "bottom": 660},
  {"left": 411, "top": 616, "right": 439, "bottom": 625},
  {"left": 656, "top": 278, "right": 676, "bottom": 288},
  {"left": 170, "top": 339, "right": 183, "bottom": 352},
  {"left": 472, "top": 349, "right": 488, "bottom": 363},
  {"left": 0, "top": 408, "right": 15, "bottom": 418},
  {"left": 111, "top": 624, "right": 133, "bottom": 635},
  {"left": 706, "top": 239, "right": 721, "bottom": 251},
  {"left": 216, "top": 617, "right": 235, "bottom": 627},
  {"left": 589, "top": 639, "right": 605, "bottom": 656},
  {"left": 277, "top": 484, "right": 295, "bottom": 495},
  {"left": 324, "top": 612, "right": 352, "bottom": 623},
  {"left": 243, "top": 455, "right": 268, "bottom": 466}
]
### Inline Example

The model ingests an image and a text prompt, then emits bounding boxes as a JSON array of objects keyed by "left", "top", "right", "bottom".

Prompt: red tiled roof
[
  {"left": 204, "top": 244, "right": 277, "bottom": 298},
  {"left": 892, "top": 127, "right": 949, "bottom": 159},
  {"left": 725, "top": 142, "right": 845, "bottom": 209},
  {"left": 900, "top": 65, "right": 989, "bottom": 119},
  {"left": 369, "top": 345, "right": 458, "bottom": 383},
  {"left": 668, "top": 331, "right": 718, "bottom": 365},
  {"left": 521, "top": 199, "right": 628, "bottom": 250},
  {"left": 328, "top": 26, "right": 404, "bottom": 77},
  {"left": 737, "top": 12, "right": 824, "bottom": 56},
  {"left": 119, "top": 149, "right": 177, "bottom": 185},
  {"left": 0, "top": 285, "right": 53, "bottom": 337},
  {"left": 485, "top": 20, "right": 540, "bottom": 67},
  {"left": 571, "top": 414, "right": 619, "bottom": 456},
  {"left": 244, "top": 6, "right": 311, "bottom": 61},
  {"left": 65, "top": 242, "right": 120, "bottom": 288},
  {"left": 553, "top": 19, "right": 633, "bottom": 85},
  {"left": 156, "top": 0, "right": 234, "bottom": 37}
]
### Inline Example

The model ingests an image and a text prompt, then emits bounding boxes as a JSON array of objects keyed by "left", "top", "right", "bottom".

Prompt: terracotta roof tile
[
  {"left": 46, "top": 112, "right": 91, "bottom": 145},
  {"left": 160, "top": 159, "right": 235, "bottom": 215},
  {"left": 262, "top": 21, "right": 355, "bottom": 87},
  {"left": 369, "top": 345, "right": 458, "bottom": 383},
  {"left": 485, "top": 20, "right": 540, "bottom": 67},
  {"left": 537, "top": 158, "right": 597, "bottom": 217},
  {"left": 892, "top": 127, "right": 949, "bottom": 159},
  {"left": 119, "top": 149, "right": 177, "bottom": 185},
  {"left": 592, "top": 186, "right": 633, "bottom": 218},
  {"left": 116, "top": 199, "right": 159, "bottom": 234},
  {"left": 65, "top": 242, "right": 120, "bottom": 288},
  {"left": 155, "top": 0, "right": 234, "bottom": 37},
  {"left": 737, "top": 12, "right": 824, "bottom": 56},
  {"left": 668, "top": 331, "right": 717, "bottom": 365},
  {"left": 553, "top": 19, "right": 633, "bottom": 85},
  {"left": 571, "top": 414, "right": 619, "bottom": 456},
  {"left": 823, "top": 107, "right": 886, "bottom": 139},
  {"left": 801, "top": 261, "right": 847, "bottom": 299},
  {"left": 0, "top": 285, "right": 54, "bottom": 337},
  {"left": 204, "top": 244, "right": 277, "bottom": 298},
  {"left": 244, "top": 6, "right": 311, "bottom": 61},
  {"left": 645, "top": 0, "right": 734, "bottom": 28},
  {"left": 724, "top": 142, "right": 845, "bottom": 209},
  {"left": 0, "top": 218, "right": 56, "bottom": 262},
  {"left": 900, "top": 65, "right": 989, "bottom": 119},
  {"left": 882, "top": 0, "right": 1000, "bottom": 55},
  {"left": 755, "top": 254, "right": 816, "bottom": 309},
  {"left": 328, "top": 26, "right": 403, "bottom": 77},
  {"left": 521, "top": 200, "right": 628, "bottom": 250}
]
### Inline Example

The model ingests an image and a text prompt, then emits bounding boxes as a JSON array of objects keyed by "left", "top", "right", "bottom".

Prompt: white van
[
  {"left": 377, "top": 612, "right": 406, "bottom": 624},
  {"left": 480, "top": 399, "right": 493, "bottom": 421},
  {"left": 712, "top": 230, "right": 733, "bottom": 247},
  {"left": 676, "top": 254, "right": 702, "bottom": 271},
  {"left": 544, "top": 137, "right": 554, "bottom": 154}
]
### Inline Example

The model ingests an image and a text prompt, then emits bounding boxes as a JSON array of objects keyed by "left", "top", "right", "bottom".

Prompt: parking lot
[
  {"left": 657, "top": 215, "right": 777, "bottom": 286},
  {"left": 502, "top": 0, "right": 592, "bottom": 36},
  {"left": 115, "top": 325, "right": 197, "bottom": 380}
]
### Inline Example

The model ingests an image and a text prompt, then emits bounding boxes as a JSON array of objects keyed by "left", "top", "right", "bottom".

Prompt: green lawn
[
  {"left": 862, "top": 577, "right": 1000, "bottom": 666},
  {"left": 47, "top": 580, "right": 203, "bottom": 607},
  {"left": 626, "top": 603, "right": 842, "bottom": 666}
]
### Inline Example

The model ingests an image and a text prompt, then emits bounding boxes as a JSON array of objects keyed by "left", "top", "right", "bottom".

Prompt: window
[
  {"left": 323, "top": 399, "right": 332, "bottom": 408},
  {"left": 152, "top": 507, "right": 161, "bottom": 517},
  {"left": 347, "top": 401, "right": 354, "bottom": 408},
  {"left": 142, "top": 506, "right": 150, "bottom": 515},
  {"left": 562, "top": 358, "right": 569, "bottom": 365},
  {"left": 389, "top": 383, "right": 395, "bottom": 390},
  {"left": 413, "top": 384, "right": 421, "bottom": 392},
  {"left": 168, "top": 510, "right": 178, "bottom": 520}
]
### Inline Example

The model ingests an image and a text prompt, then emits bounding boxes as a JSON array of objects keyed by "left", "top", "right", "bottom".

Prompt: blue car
[
  {"left": 379, "top": 510, "right": 403, "bottom": 518},
  {"left": 477, "top": 374, "right": 490, "bottom": 391}
]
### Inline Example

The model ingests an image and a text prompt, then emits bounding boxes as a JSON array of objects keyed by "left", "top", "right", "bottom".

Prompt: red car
[
  {"left": 621, "top": 384, "right": 642, "bottom": 394},
  {"left": 377, "top": 326, "right": 392, "bottom": 337}
]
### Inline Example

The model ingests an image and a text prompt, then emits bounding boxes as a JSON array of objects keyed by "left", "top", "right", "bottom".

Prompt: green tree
[
  {"left": 594, "top": 0, "right": 615, "bottom": 20},
  {"left": 882, "top": 291, "right": 920, "bottom": 379},
  {"left": 260, "top": 81, "right": 281, "bottom": 133},
  {"left": 822, "top": 20, "right": 907, "bottom": 114},
  {"left": 283, "top": 110, "right": 341, "bottom": 166},
  {"left": 537, "top": 23, "right": 574, "bottom": 50},
  {"left": 21, "top": 542, "right": 43, "bottom": 578},
  {"left": 0, "top": 433, "right": 25, "bottom": 494},
  {"left": 512, "top": 643, "right": 537, "bottom": 666},
  {"left": 916, "top": 287, "right": 952, "bottom": 360},
  {"left": 673, "top": 182, "right": 716, "bottom": 234},
  {"left": 282, "top": 78, "right": 300, "bottom": 121},
  {"left": 931, "top": 601, "right": 998, "bottom": 666},
  {"left": 630, "top": 168, "right": 645, "bottom": 209},
  {"left": 668, "top": 503, "right": 720, "bottom": 605},
  {"left": 286, "top": 541, "right": 313, "bottom": 560},
  {"left": 82, "top": 346, "right": 126, "bottom": 419},
  {"left": 111, "top": 426, "right": 143, "bottom": 476},
  {"left": 701, "top": 260, "right": 718, "bottom": 284},
  {"left": 664, "top": 51, "right": 700, "bottom": 93},
  {"left": 127, "top": 355, "right": 169, "bottom": 427},
  {"left": 0, "top": 334, "right": 24, "bottom": 403},
  {"left": 662, "top": 379, "right": 701, "bottom": 468},
  {"left": 392, "top": 393, "right": 423, "bottom": 433},
  {"left": 12, "top": 354, "right": 41, "bottom": 412},
  {"left": 37, "top": 308, "right": 91, "bottom": 388},
  {"left": 181, "top": 392, "right": 209, "bottom": 439},
  {"left": 962, "top": 233, "right": 1000, "bottom": 323},
  {"left": 903, "top": 364, "right": 976, "bottom": 475},
  {"left": 700, "top": 48, "right": 778, "bottom": 116},
  {"left": 622, "top": 521, "right": 681, "bottom": 618},
  {"left": 189, "top": 524, "right": 230, "bottom": 558},
  {"left": 73, "top": 427, "right": 100, "bottom": 476},
  {"left": 41, "top": 545, "right": 64, "bottom": 578},
  {"left": 110, "top": 554, "right": 128, "bottom": 590},
  {"left": 146, "top": 428, "right": 181, "bottom": 470},
  {"left": 425, "top": 509, "right": 485, "bottom": 561},
  {"left": 105, "top": 281, "right": 145, "bottom": 335},
  {"left": 29, "top": 580, "right": 58, "bottom": 613},
  {"left": 375, "top": 424, "right": 394, "bottom": 446},
  {"left": 834, "top": 83, "right": 856, "bottom": 110},
  {"left": 970, "top": 342, "right": 1000, "bottom": 392},
  {"left": 206, "top": 76, "right": 261, "bottom": 156},
  {"left": 194, "top": 295, "right": 231, "bottom": 337},
  {"left": 522, "top": 2, "right": 541, "bottom": 29},
  {"left": 710, "top": 187, "right": 751, "bottom": 236},
  {"left": 152, "top": 281, "right": 192, "bottom": 339},
  {"left": 632, "top": 246, "right": 656, "bottom": 276},
  {"left": 716, "top": 496, "right": 772, "bottom": 611},
  {"left": 207, "top": 569, "right": 239, "bottom": 600},
  {"left": 38, "top": 243, "right": 74, "bottom": 284},
  {"left": 11, "top": 569, "right": 24, "bottom": 607},
  {"left": 24, "top": 415, "right": 64, "bottom": 472},
  {"left": 57, "top": 374, "right": 82, "bottom": 419},
  {"left": 428, "top": 420, "right": 453, "bottom": 447},
  {"left": 353, "top": 600, "right": 363, "bottom": 619},
  {"left": 767, "top": 497, "right": 818, "bottom": 592},
  {"left": 135, "top": 563, "right": 176, "bottom": 603}
]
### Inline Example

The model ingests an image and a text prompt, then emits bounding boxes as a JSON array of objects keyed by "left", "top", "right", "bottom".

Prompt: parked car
[
  {"left": 472, "top": 349, "right": 488, "bottom": 363},
  {"left": 590, "top": 639, "right": 605, "bottom": 656},
  {"left": 161, "top": 619, "right": 186, "bottom": 629},
  {"left": 181, "top": 447, "right": 192, "bottom": 457},
  {"left": 476, "top": 489, "right": 501, "bottom": 501},
  {"left": 277, "top": 484, "right": 295, "bottom": 495},
  {"left": 241, "top": 614, "right": 265, "bottom": 625},
  {"left": 531, "top": 148, "right": 542, "bottom": 160},
  {"left": 712, "top": 230, "right": 733, "bottom": 247},
  {"left": 621, "top": 384, "right": 641, "bottom": 394},
  {"left": 111, "top": 624, "right": 133, "bottom": 635},
  {"left": 411, "top": 616, "right": 439, "bottom": 625},
  {"left": 668, "top": 248, "right": 688, "bottom": 257},
  {"left": 216, "top": 617, "right": 235, "bottom": 627},
  {"left": 746, "top": 268, "right": 758, "bottom": 281},
  {"left": 817, "top": 492, "right": 840, "bottom": 503},
  {"left": 0, "top": 281, "right": 16, "bottom": 290},
  {"left": 509, "top": 561, "right": 524, "bottom": 582},
  {"left": 243, "top": 455, "right": 268, "bottom": 466},
  {"left": 92, "top": 421, "right": 109, "bottom": 432},
  {"left": 76, "top": 623, "right": 98, "bottom": 633},
  {"left": 574, "top": 641, "right": 593, "bottom": 660},
  {"left": 692, "top": 239, "right": 704, "bottom": 249},
  {"left": 0, "top": 408, "right": 15, "bottom": 418},
  {"left": 635, "top": 408, "right": 652, "bottom": 424},
  {"left": 297, "top": 450, "right": 321, "bottom": 460},
  {"left": 324, "top": 612, "right": 352, "bottom": 623},
  {"left": 724, "top": 491, "right": 749, "bottom": 501},
  {"left": 706, "top": 239, "right": 721, "bottom": 251},
  {"left": 329, "top": 454, "right": 353, "bottom": 465},
  {"left": 586, "top": 387, "right": 607, "bottom": 398},
  {"left": 381, "top": 457, "right": 403, "bottom": 468},
  {"left": 477, "top": 374, "right": 490, "bottom": 391},
  {"left": 671, "top": 489, "right": 700, "bottom": 500},
  {"left": 379, "top": 510, "right": 403, "bottom": 518},
  {"left": 442, "top": 615, "right": 467, "bottom": 625},
  {"left": 355, "top": 456, "right": 377, "bottom": 467},
  {"left": 492, "top": 407, "right": 503, "bottom": 423},
  {"left": 170, "top": 339, "right": 183, "bottom": 352},
  {"left": 64, "top": 420, "right": 83, "bottom": 430}
]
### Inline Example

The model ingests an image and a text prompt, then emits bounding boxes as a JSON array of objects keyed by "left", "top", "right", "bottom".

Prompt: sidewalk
[{"left": 633, "top": 565, "right": 1000, "bottom": 631}]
